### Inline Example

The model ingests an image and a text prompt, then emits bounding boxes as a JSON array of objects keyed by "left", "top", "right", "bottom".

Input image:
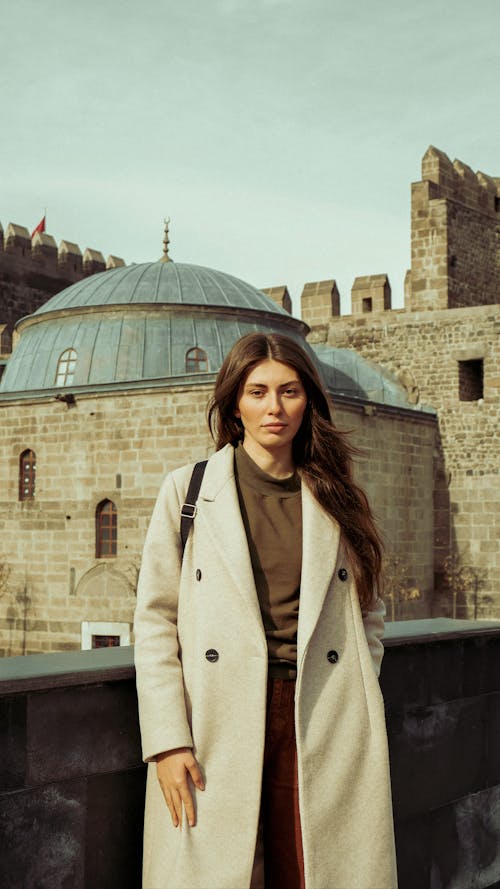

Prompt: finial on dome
[{"left": 161, "top": 217, "right": 171, "bottom": 262}]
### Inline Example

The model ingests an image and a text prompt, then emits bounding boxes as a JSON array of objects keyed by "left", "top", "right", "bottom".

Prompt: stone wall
[
  {"left": 298, "top": 146, "right": 499, "bottom": 617},
  {"left": 309, "top": 304, "right": 499, "bottom": 615},
  {"left": 409, "top": 146, "right": 499, "bottom": 312},
  {"left": 0, "top": 384, "right": 436, "bottom": 656},
  {"left": 0, "top": 220, "right": 124, "bottom": 354}
]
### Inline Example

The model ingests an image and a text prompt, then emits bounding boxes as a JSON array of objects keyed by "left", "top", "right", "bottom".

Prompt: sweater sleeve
[
  {"left": 133, "top": 469, "right": 194, "bottom": 762},
  {"left": 362, "top": 595, "right": 386, "bottom": 678}
]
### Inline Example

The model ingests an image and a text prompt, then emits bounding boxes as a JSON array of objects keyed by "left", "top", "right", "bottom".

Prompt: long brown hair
[{"left": 207, "top": 332, "right": 383, "bottom": 609}]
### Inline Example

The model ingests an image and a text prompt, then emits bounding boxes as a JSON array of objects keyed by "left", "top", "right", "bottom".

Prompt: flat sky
[{"left": 1, "top": 0, "right": 498, "bottom": 315}]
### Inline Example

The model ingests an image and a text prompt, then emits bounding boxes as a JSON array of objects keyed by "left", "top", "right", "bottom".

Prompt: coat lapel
[
  {"left": 197, "top": 445, "right": 265, "bottom": 634},
  {"left": 298, "top": 481, "right": 341, "bottom": 667}
]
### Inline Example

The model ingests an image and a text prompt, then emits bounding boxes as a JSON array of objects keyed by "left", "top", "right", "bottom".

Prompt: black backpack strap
[{"left": 180, "top": 460, "right": 208, "bottom": 555}]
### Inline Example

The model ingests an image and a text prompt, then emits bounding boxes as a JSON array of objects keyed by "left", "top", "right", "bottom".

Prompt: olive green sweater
[{"left": 234, "top": 443, "right": 302, "bottom": 679}]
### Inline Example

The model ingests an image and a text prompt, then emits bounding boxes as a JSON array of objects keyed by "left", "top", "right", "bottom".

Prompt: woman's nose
[{"left": 267, "top": 393, "right": 282, "bottom": 413}]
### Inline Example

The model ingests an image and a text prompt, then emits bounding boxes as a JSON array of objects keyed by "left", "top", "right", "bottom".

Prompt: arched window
[
  {"left": 19, "top": 449, "right": 36, "bottom": 501},
  {"left": 185, "top": 347, "right": 208, "bottom": 373},
  {"left": 96, "top": 500, "right": 117, "bottom": 558},
  {"left": 55, "top": 348, "right": 77, "bottom": 386}
]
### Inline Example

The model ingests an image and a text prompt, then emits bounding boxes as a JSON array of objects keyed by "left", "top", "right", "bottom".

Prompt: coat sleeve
[
  {"left": 134, "top": 469, "right": 194, "bottom": 762},
  {"left": 362, "top": 595, "right": 386, "bottom": 678}
]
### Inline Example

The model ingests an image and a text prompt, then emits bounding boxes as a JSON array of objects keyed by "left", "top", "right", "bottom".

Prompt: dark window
[
  {"left": 55, "top": 348, "right": 77, "bottom": 386},
  {"left": 96, "top": 500, "right": 117, "bottom": 557},
  {"left": 186, "top": 347, "right": 208, "bottom": 373},
  {"left": 92, "top": 634, "right": 120, "bottom": 648},
  {"left": 19, "top": 449, "right": 36, "bottom": 500},
  {"left": 458, "top": 359, "right": 483, "bottom": 402},
  {"left": 362, "top": 297, "right": 372, "bottom": 313}
]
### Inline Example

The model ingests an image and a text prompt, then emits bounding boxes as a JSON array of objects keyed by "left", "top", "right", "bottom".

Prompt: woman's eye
[
  {"left": 285, "top": 388, "right": 298, "bottom": 396},
  {"left": 249, "top": 390, "right": 264, "bottom": 397}
]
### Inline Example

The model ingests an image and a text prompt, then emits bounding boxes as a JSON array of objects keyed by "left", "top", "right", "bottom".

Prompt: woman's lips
[{"left": 263, "top": 423, "right": 287, "bottom": 431}]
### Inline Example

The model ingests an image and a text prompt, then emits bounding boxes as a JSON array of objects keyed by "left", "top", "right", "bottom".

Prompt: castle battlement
[
  {"left": 0, "top": 219, "right": 126, "bottom": 356},
  {"left": 0, "top": 220, "right": 125, "bottom": 284},
  {"left": 419, "top": 145, "right": 499, "bottom": 217},
  {"left": 297, "top": 146, "right": 499, "bottom": 325}
]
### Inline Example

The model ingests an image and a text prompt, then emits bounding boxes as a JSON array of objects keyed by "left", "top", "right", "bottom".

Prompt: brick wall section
[
  {"left": 0, "top": 221, "right": 125, "bottom": 354},
  {"left": 310, "top": 304, "right": 499, "bottom": 615},
  {"left": 260, "top": 285, "right": 292, "bottom": 314},
  {"left": 300, "top": 279, "right": 340, "bottom": 329},
  {"left": 0, "top": 280, "right": 62, "bottom": 354},
  {"left": 409, "top": 146, "right": 499, "bottom": 312},
  {"left": 0, "top": 386, "right": 435, "bottom": 655},
  {"left": 351, "top": 274, "right": 391, "bottom": 314}
]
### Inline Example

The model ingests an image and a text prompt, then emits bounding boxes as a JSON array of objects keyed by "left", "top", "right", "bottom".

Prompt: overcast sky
[{"left": 1, "top": 0, "right": 498, "bottom": 315}]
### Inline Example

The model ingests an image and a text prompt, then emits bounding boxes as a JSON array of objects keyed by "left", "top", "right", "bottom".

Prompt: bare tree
[
  {"left": 0, "top": 557, "right": 10, "bottom": 599},
  {"left": 442, "top": 553, "right": 488, "bottom": 620},
  {"left": 383, "top": 555, "right": 421, "bottom": 622}
]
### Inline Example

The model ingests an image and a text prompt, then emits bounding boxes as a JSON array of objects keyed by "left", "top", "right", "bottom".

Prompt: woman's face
[{"left": 234, "top": 359, "right": 307, "bottom": 461}]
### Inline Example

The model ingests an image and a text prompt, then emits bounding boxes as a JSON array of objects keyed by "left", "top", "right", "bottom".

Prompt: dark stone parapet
[
  {"left": 381, "top": 618, "right": 500, "bottom": 889},
  {"left": 1, "top": 619, "right": 499, "bottom": 888}
]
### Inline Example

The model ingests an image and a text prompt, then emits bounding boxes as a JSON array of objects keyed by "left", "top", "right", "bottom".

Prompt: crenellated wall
[
  {"left": 289, "top": 147, "right": 500, "bottom": 617},
  {"left": 0, "top": 221, "right": 125, "bottom": 355},
  {"left": 410, "top": 146, "right": 500, "bottom": 311}
]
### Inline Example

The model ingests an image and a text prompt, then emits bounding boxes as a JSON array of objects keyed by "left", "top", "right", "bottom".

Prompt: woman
[{"left": 134, "top": 333, "right": 397, "bottom": 889}]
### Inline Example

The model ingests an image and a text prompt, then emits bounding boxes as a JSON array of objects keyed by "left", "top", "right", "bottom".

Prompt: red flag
[{"left": 31, "top": 216, "right": 46, "bottom": 238}]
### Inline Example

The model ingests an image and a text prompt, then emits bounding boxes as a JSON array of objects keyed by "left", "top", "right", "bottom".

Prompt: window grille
[
  {"left": 92, "top": 634, "right": 121, "bottom": 648},
  {"left": 19, "top": 449, "right": 36, "bottom": 500},
  {"left": 96, "top": 500, "right": 118, "bottom": 557},
  {"left": 185, "top": 347, "right": 208, "bottom": 373},
  {"left": 55, "top": 348, "right": 77, "bottom": 386},
  {"left": 81, "top": 620, "right": 130, "bottom": 650}
]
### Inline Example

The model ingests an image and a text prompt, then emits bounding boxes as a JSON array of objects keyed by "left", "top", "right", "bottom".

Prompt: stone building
[
  {"left": 299, "top": 146, "right": 499, "bottom": 617},
  {"left": 0, "top": 236, "right": 434, "bottom": 655},
  {"left": 1, "top": 143, "right": 497, "bottom": 655},
  {"left": 0, "top": 221, "right": 124, "bottom": 367}
]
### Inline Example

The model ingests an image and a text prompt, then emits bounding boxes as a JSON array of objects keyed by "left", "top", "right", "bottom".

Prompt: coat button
[
  {"left": 338, "top": 568, "right": 348, "bottom": 581},
  {"left": 196, "top": 569, "right": 202, "bottom": 581},
  {"left": 327, "top": 650, "right": 339, "bottom": 664},
  {"left": 205, "top": 649, "right": 219, "bottom": 663}
]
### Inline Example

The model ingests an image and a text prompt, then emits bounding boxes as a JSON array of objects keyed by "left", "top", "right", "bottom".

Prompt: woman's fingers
[
  {"left": 187, "top": 756, "right": 205, "bottom": 791},
  {"left": 156, "top": 748, "right": 204, "bottom": 828},
  {"left": 172, "top": 787, "right": 186, "bottom": 828},
  {"left": 177, "top": 781, "right": 195, "bottom": 828},
  {"left": 164, "top": 792, "right": 179, "bottom": 828}
]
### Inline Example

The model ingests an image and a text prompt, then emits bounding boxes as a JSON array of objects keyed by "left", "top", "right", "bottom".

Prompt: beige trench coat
[{"left": 134, "top": 444, "right": 397, "bottom": 889}]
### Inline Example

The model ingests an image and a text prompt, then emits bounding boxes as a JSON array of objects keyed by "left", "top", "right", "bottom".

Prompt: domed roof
[
  {"left": 0, "top": 257, "right": 432, "bottom": 414},
  {"left": 0, "top": 260, "right": 308, "bottom": 396},
  {"left": 313, "top": 344, "right": 434, "bottom": 412},
  {"left": 32, "top": 261, "right": 290, "bottom": 317}
]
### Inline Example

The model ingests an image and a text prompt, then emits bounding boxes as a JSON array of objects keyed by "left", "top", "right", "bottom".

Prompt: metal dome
[
  {"left": 0, "top": 258, "right": 430, "bottom": 414},
  {"left": 0, "top": 261, "right": 308, "bottom": 396},
  {"left": 31, "top": 262, "right": 291, "bottom": 316}
]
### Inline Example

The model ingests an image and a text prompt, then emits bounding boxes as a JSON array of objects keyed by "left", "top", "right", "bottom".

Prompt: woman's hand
[{"left": 156, "top": 747, "right": 205, "bottom": 828}]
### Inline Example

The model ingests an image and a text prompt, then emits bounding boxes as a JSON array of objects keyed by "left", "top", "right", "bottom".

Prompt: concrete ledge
[
  {"left": 0, "top": 644, "right": 136, "bottom": 694},
  {"left": 384, "top": 617, "right": 500, "bottom": 645}
]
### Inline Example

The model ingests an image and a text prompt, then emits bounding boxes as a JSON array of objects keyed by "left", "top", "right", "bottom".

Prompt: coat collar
[{"left": 197, "top": 444, "right": 341, "bottom": 663}]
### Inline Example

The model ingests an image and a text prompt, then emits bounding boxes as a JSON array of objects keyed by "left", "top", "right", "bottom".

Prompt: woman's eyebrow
[{"left": 245, "top": 379, "right": 301, "bottom": 389}]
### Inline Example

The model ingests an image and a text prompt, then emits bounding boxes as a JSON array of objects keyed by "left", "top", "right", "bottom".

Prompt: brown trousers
[{"left": 251, "top": 678, "right": 305, "bottom": 889}]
